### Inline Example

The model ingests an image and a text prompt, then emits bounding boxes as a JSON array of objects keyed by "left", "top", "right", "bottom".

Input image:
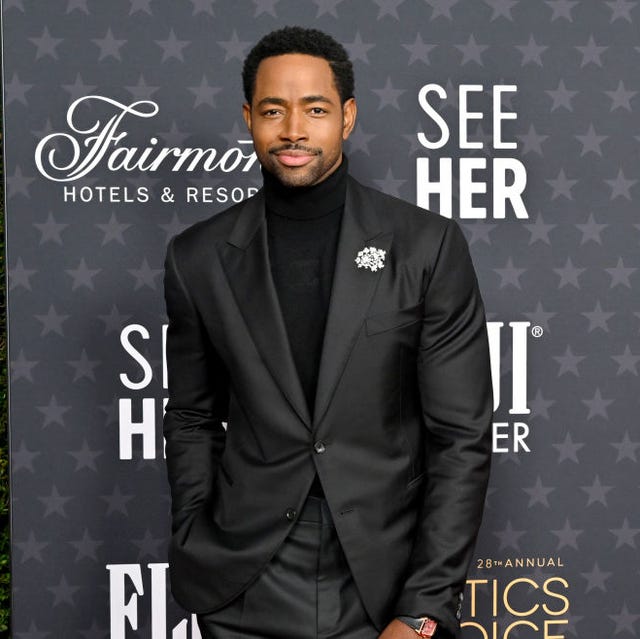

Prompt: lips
[
  {"left": 270, "top": 146, "right": 319, "bottom": 168},
  {"left": 275, "top": 151, "right": 315, "bottom": 167}
]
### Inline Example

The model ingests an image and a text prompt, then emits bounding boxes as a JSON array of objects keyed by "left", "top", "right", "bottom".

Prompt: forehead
[{"left": 252, "top": 53, "right": 339, "bottom": 100}]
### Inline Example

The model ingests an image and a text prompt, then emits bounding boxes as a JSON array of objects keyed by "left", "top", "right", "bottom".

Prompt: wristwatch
[{"left": 397, "top": 615, "right": 438, "bottom": 637}]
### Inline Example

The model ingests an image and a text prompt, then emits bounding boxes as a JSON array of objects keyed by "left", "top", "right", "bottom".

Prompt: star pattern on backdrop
[
  {"left": 4, "top": 2, "right": 639, "bottom": 637},
  {"left": 92, "top": 28, "right": 126, "bottom": 61},
  {"left": 155, "top": 29, "right": 190, "bottom": 62}
]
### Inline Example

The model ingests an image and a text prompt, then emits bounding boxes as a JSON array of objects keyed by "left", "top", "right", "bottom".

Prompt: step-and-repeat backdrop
[{"left": 4, "top": 1, "right": 638, "bottom": 637}]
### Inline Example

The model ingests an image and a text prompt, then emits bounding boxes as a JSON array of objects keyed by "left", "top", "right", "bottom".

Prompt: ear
[
  {"left": 242, "top": 102, "right": 252, "bottom": 132},
  {"left": 341, "top": 97, "right": 357, "bottom": 140}
]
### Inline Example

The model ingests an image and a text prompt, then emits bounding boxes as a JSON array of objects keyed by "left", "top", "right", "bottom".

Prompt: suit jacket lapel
[
  {"left": 218, "top": 177, "right": 393, "bottom": 433},
  {"left": 218, "top": 190, "right": 312, "bottom": 428},
  {"left": 312, "top": 177, "right": 393, "bottom": 429}
]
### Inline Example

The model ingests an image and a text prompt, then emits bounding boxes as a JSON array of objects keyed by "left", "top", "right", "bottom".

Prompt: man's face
[{"left": 242, "top": 53, "right": 357, "bottom": 188}]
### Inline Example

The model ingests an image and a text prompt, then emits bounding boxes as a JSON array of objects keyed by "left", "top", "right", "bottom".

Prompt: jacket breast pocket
[{"left": 365, "top": 301, "right": 423, "bottom": 336}]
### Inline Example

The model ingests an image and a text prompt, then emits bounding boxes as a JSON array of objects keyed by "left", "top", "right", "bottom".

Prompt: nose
[{"left": 280, "top": 109, "right": 307, "bottom": 142}]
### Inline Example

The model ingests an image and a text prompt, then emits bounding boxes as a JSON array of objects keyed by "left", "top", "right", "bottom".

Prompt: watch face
[{"left": 418, "top": 618, "right": 438, "bottom": 637}]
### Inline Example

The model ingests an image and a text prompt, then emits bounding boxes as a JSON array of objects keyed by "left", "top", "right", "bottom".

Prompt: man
[{"left": 163, "top": 26, "right": 493, "bottom": 639}]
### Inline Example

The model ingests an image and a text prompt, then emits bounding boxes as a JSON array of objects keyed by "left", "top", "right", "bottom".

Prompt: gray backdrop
[{"left": 3, "top": 1, "right": 639, "bottom": 637}]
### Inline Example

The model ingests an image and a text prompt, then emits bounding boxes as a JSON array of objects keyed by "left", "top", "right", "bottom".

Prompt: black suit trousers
[{"left": 196, "top": 493, "right": 380, "bottom": 639}]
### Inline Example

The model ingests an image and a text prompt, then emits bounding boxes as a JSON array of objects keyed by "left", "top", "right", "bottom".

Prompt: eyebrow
[{"left": 256, "top": 95, "right": 334, "bottom": 108}]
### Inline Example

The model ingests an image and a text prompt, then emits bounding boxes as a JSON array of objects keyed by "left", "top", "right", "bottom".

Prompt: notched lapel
[
  {"left": 217, "top": 178, "right": 392, "bottom": 434},
  {"left": 218, "top": 191, "right": 313, "bottom": 430}
]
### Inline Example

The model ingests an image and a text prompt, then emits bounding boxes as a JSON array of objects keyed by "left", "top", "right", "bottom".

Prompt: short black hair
[{"left": 242, "top": 26, "right": 355, "bottom": 105}]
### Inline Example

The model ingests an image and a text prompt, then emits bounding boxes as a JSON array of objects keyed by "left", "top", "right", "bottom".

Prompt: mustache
[{"left": 268, "top": 144, "right": 322, "bottom": 155}]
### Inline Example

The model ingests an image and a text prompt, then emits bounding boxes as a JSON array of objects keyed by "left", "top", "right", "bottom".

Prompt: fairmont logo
[{"left": 34, "top": 95, "right": 258, "bottom": 182}]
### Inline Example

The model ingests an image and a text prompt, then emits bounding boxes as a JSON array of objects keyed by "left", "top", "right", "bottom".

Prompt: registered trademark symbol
[{"left": 531, "top": 325, "right": 543, "bottom": 338}]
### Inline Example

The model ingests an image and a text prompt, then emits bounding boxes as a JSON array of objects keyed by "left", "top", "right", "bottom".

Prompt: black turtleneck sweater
[{"left": 263, "top": 156, "right": 348, "bottom": 499}]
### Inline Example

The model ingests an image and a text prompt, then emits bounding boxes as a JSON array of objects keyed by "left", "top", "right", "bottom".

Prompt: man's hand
[{"left": 378, "top": 618, "right": 418, "bottom": 638}]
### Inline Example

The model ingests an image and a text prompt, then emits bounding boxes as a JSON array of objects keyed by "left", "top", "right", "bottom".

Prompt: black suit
[{"left": 163, "top": 174, "right": 493, "bottom": 637}]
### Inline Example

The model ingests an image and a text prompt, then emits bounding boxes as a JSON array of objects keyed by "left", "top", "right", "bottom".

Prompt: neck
[{"left": 262, "top": 155, "right": 348, "bottom": 220}]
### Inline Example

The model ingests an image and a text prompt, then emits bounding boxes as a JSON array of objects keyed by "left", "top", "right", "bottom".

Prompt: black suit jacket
[{"left": 162, "top": 174, "right": 493, "bottom": 637}]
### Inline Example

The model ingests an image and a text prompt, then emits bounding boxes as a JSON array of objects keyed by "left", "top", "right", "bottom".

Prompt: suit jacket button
[
  {"left": 314, "top": 441, "right": 326, "bottom": 454},
  {"left": 285, "top": 508, "right": 297, "bottom": 521}
]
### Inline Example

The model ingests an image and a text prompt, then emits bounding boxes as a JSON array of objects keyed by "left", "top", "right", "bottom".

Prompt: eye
[
  {"left": 309, "top": 107, "right": 327, "bottom": 115},
  {"left": 262, "top": 109, "right": 282, "bottom": 117}
]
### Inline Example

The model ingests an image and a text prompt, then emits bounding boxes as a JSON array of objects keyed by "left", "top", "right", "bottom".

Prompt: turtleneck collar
[{"left": 262, "top": 154, "right": 348, "bottom": 220}]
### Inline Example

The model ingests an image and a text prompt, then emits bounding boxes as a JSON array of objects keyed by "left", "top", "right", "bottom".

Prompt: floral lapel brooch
[{"left": 355, "top": 246, "right": 386, "bottom": 272}]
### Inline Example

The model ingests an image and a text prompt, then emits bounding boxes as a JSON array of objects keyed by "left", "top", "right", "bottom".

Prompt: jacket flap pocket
[{"left": 365, "top": 302, "right": 423, "bottom": 336}]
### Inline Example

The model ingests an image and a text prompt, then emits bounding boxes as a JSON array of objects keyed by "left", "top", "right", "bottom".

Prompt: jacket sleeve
[
  {"left": 163, "top": 235, "right": 230, "bottom": 534},
  {"left": 393, "top": 218, "right": 493, "bottom": 636}
]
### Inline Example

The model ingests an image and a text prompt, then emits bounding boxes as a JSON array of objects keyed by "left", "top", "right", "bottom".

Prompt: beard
[{"left": 259, "top": 144, "right": 342, "bottom": 188}]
